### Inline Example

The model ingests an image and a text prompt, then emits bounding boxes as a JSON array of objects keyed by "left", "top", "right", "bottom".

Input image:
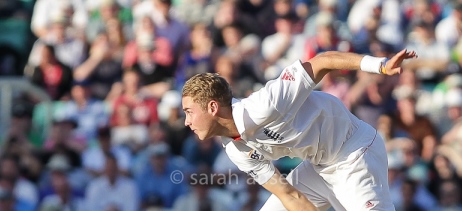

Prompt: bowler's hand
[{"left": 383, "top": 49, "right": 418, "bottom": 75}]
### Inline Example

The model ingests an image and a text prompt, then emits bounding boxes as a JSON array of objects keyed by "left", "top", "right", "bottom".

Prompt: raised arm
[
  {"left": 262, "top": 169, "right": 318, "bottom": 211},
  {"left": 303, "top": 49, "right": 418, "bottom": 84}
]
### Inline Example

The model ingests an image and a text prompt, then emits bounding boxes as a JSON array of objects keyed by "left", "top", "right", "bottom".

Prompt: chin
[
  {"left": 194, "top": 133, "right": 205, "bottom": 141},
  {"left": 196, "top": 133, "right": 212, "bottom": 141}
]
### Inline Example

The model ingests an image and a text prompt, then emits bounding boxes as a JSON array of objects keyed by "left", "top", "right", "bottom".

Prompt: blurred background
[{"left": 1, "top": 0, "right": 462, "bottom": 210}]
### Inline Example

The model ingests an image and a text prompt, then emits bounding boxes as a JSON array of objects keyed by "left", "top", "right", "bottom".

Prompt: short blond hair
[{"left": 182, "top": 73, "right": 233, "bottom": 110}]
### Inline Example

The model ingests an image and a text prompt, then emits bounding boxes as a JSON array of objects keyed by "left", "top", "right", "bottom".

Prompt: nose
[{"left": 184, "top": 117, "right": 191, "bottom": 127}]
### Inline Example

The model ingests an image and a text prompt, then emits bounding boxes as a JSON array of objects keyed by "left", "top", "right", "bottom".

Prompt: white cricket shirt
[{"left": 222, "top": 60, "right": 363, "bottom": 185}]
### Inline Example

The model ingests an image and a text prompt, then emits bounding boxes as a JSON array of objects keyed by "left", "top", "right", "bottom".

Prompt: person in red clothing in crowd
[
  {"left": 122, "top": 16, "right": 174, "bottom": 98},
  {"left": 110, "top": 70, "right": 159, "bottom": 128},
  {"left": 122, "top": 16, "right": 174, "bottom": 70},
  {"left": 30, "top": 44, "right": 73, "bottom": 100}
]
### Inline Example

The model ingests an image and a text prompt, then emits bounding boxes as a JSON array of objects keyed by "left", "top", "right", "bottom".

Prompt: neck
[{"left": 216, "top": 107, "right": 240, "bottom": 138}]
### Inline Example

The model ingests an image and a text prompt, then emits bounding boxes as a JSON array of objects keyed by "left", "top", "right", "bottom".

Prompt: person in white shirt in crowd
[
  {"left": 28, "top": 10, "right": 87, "bottom": 70},
  {"left": 85, "top": 152, "right": 139, "bottom": 211},
  {"left": 404, "top": 20, "right": 450, "bottom": 86},
  {"left": 31, "top": 0, "right": 88, "bottom": 38},
  {"left": 181, "top": 49, "right": 417, "bottom": 210},
  {"left": 261, "top": 13, "right": 305, "bottom": 81},
  {"left": 82, "top": 126, "right": 132, "bottom": 177},
  {"left": 436, "top": 1, "right": 462, "bottom": 49}
]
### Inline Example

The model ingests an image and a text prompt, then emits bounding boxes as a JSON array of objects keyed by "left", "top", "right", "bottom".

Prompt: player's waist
[{"left": 323, "top": 121, "right": 376, "bottom": 166}]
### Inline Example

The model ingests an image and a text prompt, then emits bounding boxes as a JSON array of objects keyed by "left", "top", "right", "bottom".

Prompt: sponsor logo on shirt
[
  {"left": 365, "top": 201, "right": 375, "bottom": 209},
  {"left": 281, "top": 69, "right": 295, "bottom": 81},
  {"left": 263, "top": 127, "right": 284, "bottom": 143}
]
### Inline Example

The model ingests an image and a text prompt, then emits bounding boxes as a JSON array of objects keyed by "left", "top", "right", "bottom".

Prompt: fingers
[
  {"left": 403, "top": 50, "right": 418, "bottom": 59},
  {"left": 398, "top": 49, "right": 418, "bottom": 59}
]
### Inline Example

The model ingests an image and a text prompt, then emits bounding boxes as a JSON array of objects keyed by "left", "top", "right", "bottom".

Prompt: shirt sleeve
[
  {"left": 224, "top": 141, "right": 275, "bottom": 185},
  {"left": 252, "top": 60, "right": 316, "bottom": 116}
]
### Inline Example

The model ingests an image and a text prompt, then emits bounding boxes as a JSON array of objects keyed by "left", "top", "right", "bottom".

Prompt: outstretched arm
[
  {"left": 262, "top": 169, "right": 318, "bottom": 211},
  {"left": 303, "top": 49, "right": 418, "bottom": 84}
]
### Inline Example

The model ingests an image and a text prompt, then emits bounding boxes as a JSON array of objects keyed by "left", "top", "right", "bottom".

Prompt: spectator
[
  {"left": 348, "top": 42, "right": 398, "bottom": 127},
  {"left": 43, "top": 115, "right": 85, "bottom": 153},
  {"left": 437, "top": 87, "right": 462, "bottom": 136},
  {"left": 122, "top": 17, "right": 175, "bottom": 97},
  {"left": 157, "top": 90, "right": 191, "bottom": 155},
  {"left": 435, "top": 0, "right": 462, "bottom": 49},
  {"left": 210, "top": 0, "right": 259, "bottom": 48},
  {"left": 173, "top": 0, "right": 219, "bottom": 26},
  {"left": 109, "top": 70, "right": 159, "bottom": 127},
  {"left": 404, "top": 20, "right": 450, "bottom": 86},
  {"left": 214, "top": 55, "right": 257, "bottom": 98},
  {"left": 176, "top": 22, "right": 214, "bottom": 89},
  {"left": 135, "top": 143, "right": 188, "bottom": 209},
  {"left": 391, "top": 85, "right": 438, "bottom": 161},
  {"left": 31, "top": 0, "right": 88, "bottom": 38},
  {"left": 212, "top": 148, "right": 249, "bottom": 203},
  {"left": 172, "top": 166, "right": 229, "bottom": 211},
  {"left": 82, "top": 127, "right": 132, "bottom": 177},
  {"left": 2, "top": 102, "right": 35, "bottom": 154},
  {"left": 123, "top": 16, "right": 174, "bottom": 71},
  {"left": 182, "top": 136, "right": 221, "bottom": 169},
  {"left": 437, "top": 180, "right": 462, "bottom": 210},
  {"left": 427, "top": 152, "right": 462, "bottom": 202},
  {"left": 39, "top": 153, "right": 89, "bottom": 191},
  {"left": 152, "top": 0, "right": 190, "bottom": 68},
  {"left": 86, "top": 0, "right": 133, "bottom": 43},
  {"left": 38, "top": 154, "right": 86, "bottom": 211},
  {"left": 56, "top": 82, "right": 110, "bottom": 144},
  {"left": 233, "top": 179, "right": 271, "bottom": 211},
  {"left": 261, "top": 13, "right": 305, "bottom": 81},
  {"left": 270, "top": 0, "right": 299, "bottom": 35},
  {"left": 105, "top": 18, "right": 128, "bottom": 63},
  {"left": 85, "top": 153, "right": 139, "bottom": 211},
  {"left": 28, "top": 11, "right": 87, "bottom": 69},
  {"left": 386, "top": 148, "right": 438, "bottom": 210},
  {"left": 0, "top": 186, "right": 34, "bottom": 211},
  {"left": 0, "top": 156, "right": 39, "bottom": 209},
  {"left": 29, "top": 44, "right": 73, "bottom": 101},
  {"left": 215, "top": 23, "right": 262, "bottom": 83},
  {"left": 376, "top": 114, "right": 394, "bottom": 142},
  {"left": 398, "top": 179, "right": 425, "bottom": 211},
  {"left": 303, "top": 0, "right": 351, "bottom": 41},
  {"left": 73, "top": 32, "right": 124, "bottom": 100}
]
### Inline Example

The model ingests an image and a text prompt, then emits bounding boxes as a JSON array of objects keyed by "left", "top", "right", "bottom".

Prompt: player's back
[{"left": 235, "top": 90, "right": 364, "bottom": 165}]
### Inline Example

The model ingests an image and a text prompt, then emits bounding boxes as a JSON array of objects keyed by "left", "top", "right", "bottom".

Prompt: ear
[{"left": 208, "top": 100, "right": 219, "bottom": 115}]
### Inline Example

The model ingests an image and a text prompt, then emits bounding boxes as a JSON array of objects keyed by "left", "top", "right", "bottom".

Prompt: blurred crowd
[{"left": 1, "top": 0, "right": 462, "bottom": 210}]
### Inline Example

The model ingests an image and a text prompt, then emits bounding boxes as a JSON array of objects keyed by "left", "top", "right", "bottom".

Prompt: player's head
[
  {"left": 182, "top": 73, "right": 233, "bottom": 140},
  {"left": 182, "top": 73, "right": 233, "bottom": 110}
]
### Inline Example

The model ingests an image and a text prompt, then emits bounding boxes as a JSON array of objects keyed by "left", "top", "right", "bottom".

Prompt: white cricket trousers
[{"left": 260, "top": 122, "right": 395, "bottom": 211}]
